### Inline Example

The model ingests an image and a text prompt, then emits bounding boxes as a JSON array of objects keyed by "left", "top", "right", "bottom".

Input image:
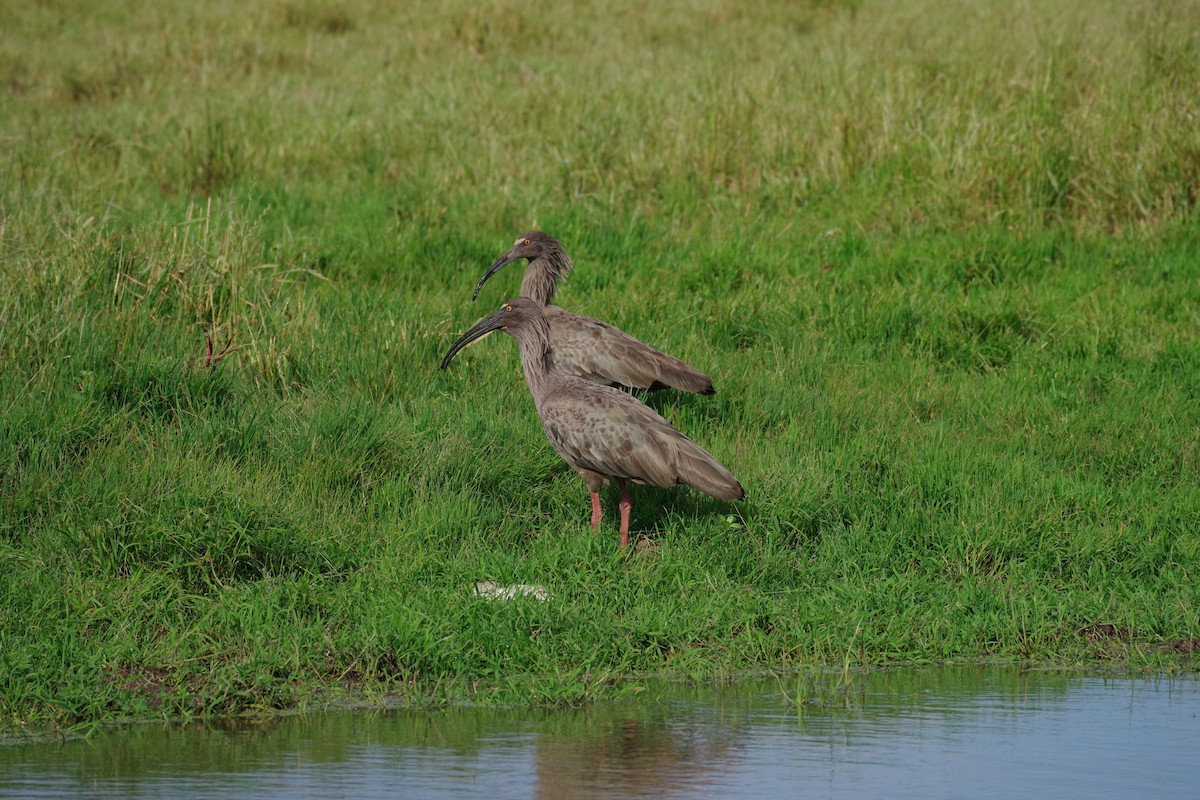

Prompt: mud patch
[{"left": 1078, "top": 623, "right": 1133, "bottom": 642}]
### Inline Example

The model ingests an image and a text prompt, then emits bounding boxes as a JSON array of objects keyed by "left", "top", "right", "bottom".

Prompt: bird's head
[
  {"left": 472, "top": 231, "right": 569, "bottom": 302},
  {"left": 440, "top": 297, "right": 547, "bottom": 370}
]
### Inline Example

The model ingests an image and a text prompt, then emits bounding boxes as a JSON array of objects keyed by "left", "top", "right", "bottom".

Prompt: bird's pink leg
[
  {"left": 589, "top": 492, "right": 603, "bottom": 532},
  {"left": 617, "top": 478, "right": 633, "bottom": 548}
]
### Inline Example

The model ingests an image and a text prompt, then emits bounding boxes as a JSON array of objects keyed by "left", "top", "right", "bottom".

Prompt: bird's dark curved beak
[
  {"left": 440, "top": 310, "right": 507, "bottom": 370},
  {"left": 471, "top": 250, "right": 519, "bottom": 302}
]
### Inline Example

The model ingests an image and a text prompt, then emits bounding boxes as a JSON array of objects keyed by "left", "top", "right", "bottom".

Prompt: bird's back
[
  {"left": 538, "top": 375, "right": 743, "bottom": 501},
  {"left": 542, "top": 305, "right": 715, "bottom": 395}
]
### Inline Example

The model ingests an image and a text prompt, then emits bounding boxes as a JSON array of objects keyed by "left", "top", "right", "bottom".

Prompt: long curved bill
[
  {"left": 471, "top": 249, "right": 520, "bottom": 302},
  {"left": 440, "top": 309, "right": 507, "bottom": 370}
]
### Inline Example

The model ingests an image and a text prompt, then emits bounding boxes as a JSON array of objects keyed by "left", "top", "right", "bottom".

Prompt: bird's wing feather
[
  {"left": 544, "top": 307, "right": 714, "bottom": 394},
  {"left": 539, "top": 383, "right": 742, "bottom": 500}
]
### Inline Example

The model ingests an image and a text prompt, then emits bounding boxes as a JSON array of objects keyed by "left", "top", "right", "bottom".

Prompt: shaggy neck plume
[
  {"left": 510, "top": 313, "right": 557, "bottom": 410},
  {"left": 520, "top": 245, "right": 573, "bottom": 306}
]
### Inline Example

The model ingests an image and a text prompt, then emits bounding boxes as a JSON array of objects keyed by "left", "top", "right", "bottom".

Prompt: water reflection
[
  {"left": 1, "top": 666, "right": 1196, "bottom": 799},
  {"left": 533, "top": 706, "right": 748, "bottom": 799}
]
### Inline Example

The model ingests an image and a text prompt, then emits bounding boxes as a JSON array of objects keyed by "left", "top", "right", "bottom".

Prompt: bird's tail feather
[{"left": 666, "top": 435, "right": 745, "bottom": 501}]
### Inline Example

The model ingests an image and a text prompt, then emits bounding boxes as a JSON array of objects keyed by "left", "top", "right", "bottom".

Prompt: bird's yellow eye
[
  {"left": 504, "top": 304, "right": 513, "bottom": 312},
  {"left": 522, "top": 238, "right": 531, "bottom": 246}
]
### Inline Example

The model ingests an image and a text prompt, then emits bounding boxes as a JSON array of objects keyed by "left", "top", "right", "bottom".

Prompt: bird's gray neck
[
  {"left": 520, "top": 247, "right": 573, "bottom": 306},
  {"left": 513, "top": 317, "right": 557, "bottom": 410}
]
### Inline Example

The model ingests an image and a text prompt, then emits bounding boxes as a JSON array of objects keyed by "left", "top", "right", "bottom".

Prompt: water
[{"left": 2, "top": 666, "right": 1196, "bottom": 799}]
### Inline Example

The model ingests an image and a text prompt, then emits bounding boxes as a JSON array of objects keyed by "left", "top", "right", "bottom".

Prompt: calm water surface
[{"left": 2, "top": 666, "right": 1196, "bottom": 799}]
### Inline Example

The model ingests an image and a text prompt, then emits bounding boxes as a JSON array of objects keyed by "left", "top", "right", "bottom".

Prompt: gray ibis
[
  {"left": 441, "top": 297, "right": 744, "bottom": 547},
  {"left": 472, "top": 232, "right": 715, "bottom": 395}
]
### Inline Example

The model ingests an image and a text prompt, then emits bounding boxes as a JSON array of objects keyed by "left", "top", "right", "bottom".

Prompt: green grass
[{"left": 2, "top": 0, "right": 1199, "bottom": 728}]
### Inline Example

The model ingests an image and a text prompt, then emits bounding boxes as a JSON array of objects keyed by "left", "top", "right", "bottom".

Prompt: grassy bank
[{"left": 2, "top": 0, "right": 1198, "bottom": 728}]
